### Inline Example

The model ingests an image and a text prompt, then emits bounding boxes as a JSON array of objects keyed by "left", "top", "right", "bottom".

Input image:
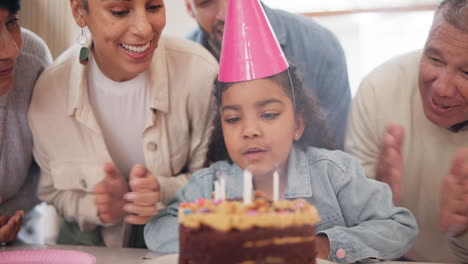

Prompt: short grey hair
[{"left": 436, "top": 0, "right": 468, "bottom": 32}]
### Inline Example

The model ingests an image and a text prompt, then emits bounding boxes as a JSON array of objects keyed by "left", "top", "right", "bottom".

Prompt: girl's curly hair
[{"left": 205, "top": 65, "right": 338, "bottom": 166}]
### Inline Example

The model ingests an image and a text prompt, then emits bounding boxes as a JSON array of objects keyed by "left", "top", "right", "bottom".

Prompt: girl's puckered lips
[{"left": 242, "top": 147, "right": 268, "bottom": 161}]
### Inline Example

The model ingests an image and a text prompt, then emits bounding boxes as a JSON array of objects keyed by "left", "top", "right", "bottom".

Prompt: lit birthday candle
[
  {"left": 219, "top": 174, "right": 226, "bottom": 200},
  {"left": 273, "top": 170, "right": 279, "bottom": 201},
  {"left": 243, "top": 169, "right": 253, "bottom": 205},
  {"left": 214, "top": 174, "right": 226, "bottom": 201},
  {"left": 214, "top": 181, "right": 221, "bottom": 200}
]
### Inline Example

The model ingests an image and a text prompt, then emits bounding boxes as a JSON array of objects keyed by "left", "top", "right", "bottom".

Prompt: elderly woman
[
  {"left": 28, "top": 0, "right": 217, "bottom": 247},
  {"left": 0, "top": 0, "right": 52, "bottom": 244}
]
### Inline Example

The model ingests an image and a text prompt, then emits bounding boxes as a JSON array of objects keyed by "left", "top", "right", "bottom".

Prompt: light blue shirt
[
  {"left": 187, "top": 3, "right": 351, "bottom": 149},
  {"left": 144, "top": 145, "right": 418, "bottom": 262}
]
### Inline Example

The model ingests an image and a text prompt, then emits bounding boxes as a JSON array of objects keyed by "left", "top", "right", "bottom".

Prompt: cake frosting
[{"left": 178, "top": 193, "right": 320, "bottom": 264}]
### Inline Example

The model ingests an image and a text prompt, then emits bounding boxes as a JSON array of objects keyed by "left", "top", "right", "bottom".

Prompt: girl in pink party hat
[{"left": 144, "top": 0, "right": 418, "bottom": 261}]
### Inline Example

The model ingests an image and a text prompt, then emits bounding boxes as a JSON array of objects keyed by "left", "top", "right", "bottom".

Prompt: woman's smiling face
[{"left": 72, "top": 0, "right": 166, "bottom": 82}]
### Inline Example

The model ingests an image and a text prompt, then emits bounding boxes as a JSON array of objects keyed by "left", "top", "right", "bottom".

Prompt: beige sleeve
[
  {"left": 344, "top": 77, "right": 381, "bottom": 179},
  {"left": 31, "top": 139, "right": 106, "bottom": 232},
  {"left": 157, "top": 62, "right": 218, "bottom": 205},
  {"left": 28, "top": 75, "right": 107, "bottom": 232}
]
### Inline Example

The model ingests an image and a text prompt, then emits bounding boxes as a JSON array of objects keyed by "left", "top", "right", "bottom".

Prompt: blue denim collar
[
  {"left": 283, "top": 145, "right": 313, "bottom": 199},
  {"left": 225, "top": 164, "right": 244, "bottom": 200},
  {"left": 222, "top": 145, "right": 312, "bottom": 200}
]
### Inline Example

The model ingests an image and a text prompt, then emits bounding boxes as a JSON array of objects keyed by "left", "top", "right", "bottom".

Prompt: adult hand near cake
[
  {"left": 94, "top": 163, "right": 129, "bottom": 225},
  {"left": 124, "top": 164, "right": 160, "bottom": 225},
  {"left": 376, "top": 123, "right": 404, "bottom": 205},
  {"left": 0, "top": 209, "right": 23, "bottom": 244},
  {"left": 440, "top": 148, "right": 468, "bottom": 237},
  {"left": 0, "top": 196, "right": 24, "bottom": 244}
]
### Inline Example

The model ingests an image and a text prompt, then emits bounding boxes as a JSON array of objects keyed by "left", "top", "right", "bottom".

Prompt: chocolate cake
[{"left": 178, "top": 195, "right": 319, "bottom": 264}]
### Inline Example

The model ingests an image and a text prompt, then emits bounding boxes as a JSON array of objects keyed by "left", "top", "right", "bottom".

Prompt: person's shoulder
[
  {"left": 266, "top": 7, "right": 339, "bottom": 45},
  {"left": 268, "top": 8, "right": 328, "bottom": 33},
  {"left": 185, "top": 27, "right": 203, "bottom": 44},
  {"left": 159, "top": 35, "right": 217, "bottom": 68},
  {"left": 368, "top": 50, "right": 421, "bottom": 78},
  {"left": 361, "top": 50, "right": 421, "bottom": 94},
  {"left": 303, "top": 147, "right": 354, "bottom": 173},
  {"left": 19, "top": 28, "right": 53, "bottom": 66},
  {"left": 34, "top": 45, "right": 77, "bottom": 90}
]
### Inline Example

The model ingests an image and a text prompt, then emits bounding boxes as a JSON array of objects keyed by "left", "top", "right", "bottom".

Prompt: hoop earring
[{"left": 77, "top": 27, "right": 89, "bottom": 65}]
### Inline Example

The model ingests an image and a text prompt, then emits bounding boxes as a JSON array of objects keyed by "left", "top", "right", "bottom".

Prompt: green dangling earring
[{"left": 78, "top": 27, "right": 89, "bottom": 65}]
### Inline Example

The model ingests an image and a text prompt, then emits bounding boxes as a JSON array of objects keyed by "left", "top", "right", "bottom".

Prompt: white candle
[
  {"left": 219, "top": 175, "right": 226, "bottom": 200},
  {"left": 243, "top": 169, "right": 252, "bottom": 205},
  {"left": 273, "top": 170, "right": 279, "bottom": 201},
  {"left": 214, "top": 181, "right": 221, "bottom": 200},
  {"left": 214, "top": 174, "right": 226, "bottom": 200}
]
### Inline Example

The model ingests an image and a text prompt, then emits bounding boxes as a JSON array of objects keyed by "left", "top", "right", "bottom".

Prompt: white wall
[
  {"left": 164, "top": 1, "right": 197, "bottom": 37},
  {"left": 315, "top": 11, "right": 433, "bottom": 95},
  {"left": 162, "top": 2, "right": 434, "bottom": 96}
]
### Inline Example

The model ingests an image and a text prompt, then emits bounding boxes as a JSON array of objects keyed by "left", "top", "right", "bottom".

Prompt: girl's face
[
  {"left": 221, "top": 78, "right": 304, "bottom": 178},
  {"left": 73, "top": 0, "right": 166, "bottom": 82}
]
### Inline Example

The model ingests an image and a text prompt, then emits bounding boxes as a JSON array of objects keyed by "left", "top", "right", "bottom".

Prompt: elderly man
[
  {"left": 184, "top": 0, "right": 351, "bottom": 149},
  {"left": 0, "top": 0, "right": 52, "bottom": 244},
  {"left": 346, "top": 0, "right": 468, "bottom": 262}
]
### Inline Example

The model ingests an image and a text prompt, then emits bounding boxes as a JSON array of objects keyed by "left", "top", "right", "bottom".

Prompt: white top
[{"left": 88, "top": 54, "right": 150, "bottom": 177}]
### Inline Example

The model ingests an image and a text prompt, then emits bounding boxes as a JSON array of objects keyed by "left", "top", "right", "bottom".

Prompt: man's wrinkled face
[
  {"left": 184, "top": 0, "right": 226, "bottom": 57},
  {"left": 0, "top": 7, "right": 22, "bottom": 95},
  {"left": 419, "top": 12, "right": 468, "bottom": 128}
]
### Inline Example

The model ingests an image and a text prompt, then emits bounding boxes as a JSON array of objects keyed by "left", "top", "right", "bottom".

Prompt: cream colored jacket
[
  {"left": 28, "top": 35, "right": 218, "bottom": 247},
  {"left": 346, "top": 50, "right": 468, "bottom": 263}
]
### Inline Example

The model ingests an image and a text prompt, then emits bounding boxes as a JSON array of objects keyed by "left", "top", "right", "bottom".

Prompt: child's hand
[
  {"left": 315, "top": 235, "right": 330, "bottom": 259},
  {"left": 0, "top": 210, "right": 23, "bottom": 244},
  {"left": 376, "top": 123, "right": 405, "bottom": 205},
  {"left": 440, "top": 148, "right": 468, "bottom": 237},
  {"left": 123, "top": 164, "right": 160, "bottom": 225},
  {"left": 94, "top": 163, "right": 128, "bottom": 225}
]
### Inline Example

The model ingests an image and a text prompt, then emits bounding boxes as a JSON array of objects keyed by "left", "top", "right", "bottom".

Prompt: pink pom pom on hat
[{"left": 218, "top": 0, "right": 289, "bottom": 82}]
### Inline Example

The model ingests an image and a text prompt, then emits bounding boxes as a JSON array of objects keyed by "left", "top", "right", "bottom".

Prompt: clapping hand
[
  {"left": 440, "top": 148, "right": 468, "bottom": 237},
  {"left": 0, "top": 196, "right": 23, "bottom": 244},
  {"left": 376, "top": 123, "right": 405, "bottom": 205},
  {"left": 123, "top": 164, "right": 160, "bottom": 225},
  {"left": 94, "top": 163, "right": 128, "bottom": 225}
]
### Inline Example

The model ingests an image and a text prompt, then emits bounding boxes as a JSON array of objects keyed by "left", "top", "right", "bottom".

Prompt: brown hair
[{"left": 205, "top": 65, "right": 338, "bottom": 166}]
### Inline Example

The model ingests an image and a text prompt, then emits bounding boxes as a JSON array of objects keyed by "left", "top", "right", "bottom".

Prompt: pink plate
[{"left": 0, "top": 249, "right": 96, "bottom": 264}]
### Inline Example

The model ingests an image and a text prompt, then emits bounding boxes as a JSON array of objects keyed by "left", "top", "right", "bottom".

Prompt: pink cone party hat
[{"left": 218, "top": 0, "right": 288, "bottom": 82}]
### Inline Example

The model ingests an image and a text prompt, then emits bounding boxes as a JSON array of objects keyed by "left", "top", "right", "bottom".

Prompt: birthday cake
[{"left": 178, "top": 193, "right": 320, "bottom": 264}]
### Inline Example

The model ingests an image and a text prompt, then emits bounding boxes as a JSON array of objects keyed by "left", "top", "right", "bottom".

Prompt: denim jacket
[{"left": 144, "top": 145, "right": 418, "bottom": 263}]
